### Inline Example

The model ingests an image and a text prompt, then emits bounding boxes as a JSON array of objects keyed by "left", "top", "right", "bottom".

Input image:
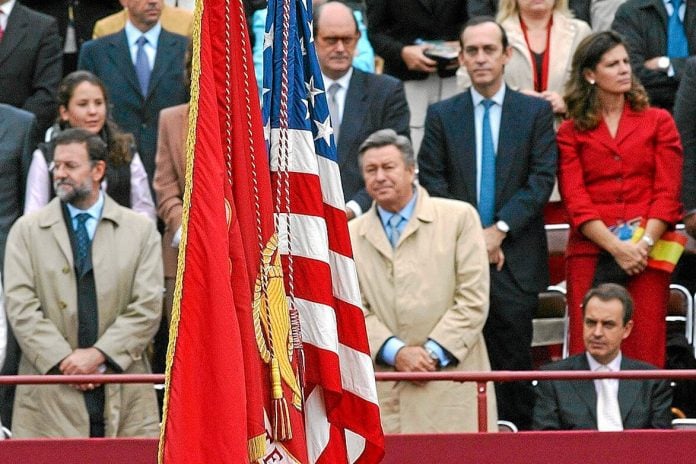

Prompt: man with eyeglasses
[
  {"left": 314, "top": 1, "right": 410, "bottom": 221},
  {"left": 4, "top": 128, "right": 162, "bottom": 438}
]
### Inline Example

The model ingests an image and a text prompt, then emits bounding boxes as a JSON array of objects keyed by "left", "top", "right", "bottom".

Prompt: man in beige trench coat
[
  {"left": 348, "top": 129, "right": 497, "bottom": 432},
  {"left": 4, "top": 128, "right": 162, "bottom": 438}
]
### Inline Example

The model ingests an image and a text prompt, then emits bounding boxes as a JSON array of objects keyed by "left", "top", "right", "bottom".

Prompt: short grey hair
[{"left": 357, "top": 129, "right": 415, "bottom": 169}]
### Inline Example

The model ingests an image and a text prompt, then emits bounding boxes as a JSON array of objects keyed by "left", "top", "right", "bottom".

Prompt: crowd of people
[{"left": 0, "top": 0, "right": 693, "bottom": 439}]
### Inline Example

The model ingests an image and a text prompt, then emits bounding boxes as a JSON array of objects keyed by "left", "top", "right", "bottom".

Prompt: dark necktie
[
  {"left": 135, "top": 35, "right": 151, "bottom": 96},
  {"left": 327, "top": 82, "right": 341, "bottom": 142},
  {"left": 75, "top": 213, "right": 91, "bottom": 272},
  {"left": 667, "top": 0, "right": 689, "bottom": 58},
  {"left": 478, "top": 99, "right": 496, "bottom": 227}
]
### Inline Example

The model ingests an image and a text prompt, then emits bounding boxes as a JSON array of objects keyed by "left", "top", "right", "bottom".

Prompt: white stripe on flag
[
  {"left": 345, "top": 428, "right": 367, "bottom": 464},
  {"left": 269, "top": 128, "right": 317, "bottom": 175},
  {"left": 338, "top": 343, "right": 379, "bottom": 404},
  {"left": 275, "top": 213, "right": 329, "bottom": 262},
  {"left": 305, "top": 386, "right": 330, "bottom": 464},
  {"left": 296, "top": 297, "right": 338, "bottom": 352},
  {"left": 316, "top": 155, "right": 346, "bottom": 210},
  {"left": 328, "top": 250, "right": 362, "bottom": 309}
]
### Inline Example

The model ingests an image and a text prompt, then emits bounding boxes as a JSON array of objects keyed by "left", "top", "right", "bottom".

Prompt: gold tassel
[
  {"left": 247, "top": 434, "right": 266, "bottom": 462},
  {"left": 271, "top": 357, "right": 293, "bottom": 441}
]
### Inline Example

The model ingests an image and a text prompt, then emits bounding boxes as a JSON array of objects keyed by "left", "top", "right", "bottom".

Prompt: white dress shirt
[
  {"left": 0, "top": 0, "right": 16, "bottom": 31},
  {"left": 586, "top": 351, "right": 622, "bottom": 403}
]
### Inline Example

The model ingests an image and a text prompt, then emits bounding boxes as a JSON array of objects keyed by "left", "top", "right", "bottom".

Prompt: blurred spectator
[
  {"left": 24, "top": 71, "right": 156, "bottom": 222},
  {"left": 468, "top": 0, "right": 593, "bottom": 29},
  {"left": 165, "top": 0, "right": 194, "bottom": 9},
  {"left": 252, "top": 0, "right": 374, "bottom": 95},
  {"left": 313, "top": 1, "right": 408, "bottom": 219},
  {"left": 366, "top": 0, "right": 467, "bottom": 152},
  {"left": 0, "top": 104, "right": 35, "bottom": 272},
  {"left": 674, "top": 56, "right": 696, "bottom": 238},
  {"left": 349, "top": 129, "right": 497, "bottom": 432},
  {"left": 612, "top": 0, "right": 696, "bottom": 111},
  {"left": 533, "top": 284, "right": 672, "bottom": 430},
  {"left": 20, "top": 0, "right": 122, "bottom": 74},
  {"left": 4, "top": 128, "right": 162, "bottom": 438},
  {"left": 558, "top": 31, "right": 682, "bottom": 369},
  {"left": 418, "top": 17, "right": 557, "bottom": 429},
  {"left": 79, "top": 0, "right": 189, "bottom": 184},
  {"left": 589, "top": 0, "right": 628, "bottom": 31},
  {"left": 671, "top": 57, "right": 696, "bottom": 293},
  {"left": 93, "top": 0, "right": 192, "bottom": 38},
  {"left": 0, "top": 0, "right": 62, "bottom": 133}
]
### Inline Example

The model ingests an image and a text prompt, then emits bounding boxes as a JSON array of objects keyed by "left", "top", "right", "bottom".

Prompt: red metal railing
[{"left": 3, "top": 369, "right": 696, "bottom": 433}]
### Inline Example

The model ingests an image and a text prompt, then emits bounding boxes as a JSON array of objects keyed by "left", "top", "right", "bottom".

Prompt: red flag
[{"left": 159, "top": 0, "right": 281, "bottom": 461}]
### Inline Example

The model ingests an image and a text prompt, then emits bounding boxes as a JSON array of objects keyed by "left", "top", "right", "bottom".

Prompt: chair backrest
[
  {"left": 497, "top": 420, "right": 519, "bottom": 432},
  {"left": 667, "top": 284, "right": 694, "bottom": 349},
  {"left": 533, "top": 285, "right": 569, "bottom": 358}
]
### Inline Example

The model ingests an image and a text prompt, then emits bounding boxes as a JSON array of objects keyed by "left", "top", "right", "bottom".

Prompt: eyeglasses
[{"left": 318, "top": 35, "right": 359, "bottom": 47}]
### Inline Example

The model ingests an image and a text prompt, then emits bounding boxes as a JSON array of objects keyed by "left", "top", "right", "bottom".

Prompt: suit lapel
[
  {"left": 340, "top": 70, "right": 367, "bottom": 167},
  {"left": 0, "top": 4, "right": 29, "bottom": 67},
  {"left": 362, "top": 208, "right": 394, "bottom": 261},
  {"left": 614, "top": 104, "right": 643, "bottom": 147},
  {"left": 618, "top": 358, "right": 641, "bottom": 424},
  {"left": 569, "top": 355, "right": 599, "bottom": 424},
  {"left": 496, "top": 91, "right": 517, "bottom": 198},
  {"left": 40, "top": 201, "right": 75, "bottom": 269},
  {"left": 548, "top": 14, "right": 576, "bottom": 93},
  {"left": 415, "top": 0, "right": 434, "bottom": 14},
  {"left": 456, "top": 92, "right": 478, "bottom": 206},
  {"left": 148, "top": 30, "right": 177, "bottom": 100},
  {"left": 108, "top": 31, "right": 143, "bottom": 100}
]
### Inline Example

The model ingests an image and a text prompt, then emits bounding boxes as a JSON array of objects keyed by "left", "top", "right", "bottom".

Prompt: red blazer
[{"left": 557, "top": 103, "right": 683, "bottom": 256}]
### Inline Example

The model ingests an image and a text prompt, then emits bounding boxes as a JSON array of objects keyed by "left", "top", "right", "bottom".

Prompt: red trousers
[{"left": 566, "top": 254, "right": 670, "bottom": 367}]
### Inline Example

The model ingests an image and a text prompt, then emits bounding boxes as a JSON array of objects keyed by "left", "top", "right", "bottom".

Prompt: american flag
[{"left": 261, "top": 0, "right": 385, "bottom": 462}]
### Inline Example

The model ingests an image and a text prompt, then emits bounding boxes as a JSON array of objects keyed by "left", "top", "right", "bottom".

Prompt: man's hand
[
  {"left": 394, "top": 346, "right": 437, "bottom": 372},
  {"left": 644, "top": 57, "right": 662, "bottom": 71},
  {"left": 60, "top": 348, "right": 106, "bottom": 391},
  {"left": 540, "top": 90, "right": 567, "bottom": 114},
  {"left": 483, "top": 225, "right": 506, "bottom": 271},
  {"left": 400, "top": 44, "right": 438, "bottom": 73},
  {"left": 346, "top": 207, "right": 356, "bottom": 221}
]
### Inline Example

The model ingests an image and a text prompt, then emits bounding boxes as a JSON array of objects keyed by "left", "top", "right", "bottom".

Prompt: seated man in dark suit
[
  {"left": 533, "top": 283, "right": 673, "bottom": 430},
  {"left": 314, "top": 1, "right": 410, "bottom": 220}
]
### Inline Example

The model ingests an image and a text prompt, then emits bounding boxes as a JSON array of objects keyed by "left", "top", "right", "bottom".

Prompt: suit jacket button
[
  {"left": 62, "top": 266, "right": 70, "bottom": 274},
  {"left": 59, "top": 301, "right": 67, "bottom": 310}
]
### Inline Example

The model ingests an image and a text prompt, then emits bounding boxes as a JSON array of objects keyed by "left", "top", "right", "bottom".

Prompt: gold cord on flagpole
[{"left": 157, "top": 0, "right": 203, "bottom": 462}]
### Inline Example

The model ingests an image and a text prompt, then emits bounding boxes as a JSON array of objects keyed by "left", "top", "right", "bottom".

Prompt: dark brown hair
[
  {"left": 564, "top": 31, "right": 649, "bottom": 131},
  {"left": 57, "top": 70, "right": 134, "bottom": 166}
]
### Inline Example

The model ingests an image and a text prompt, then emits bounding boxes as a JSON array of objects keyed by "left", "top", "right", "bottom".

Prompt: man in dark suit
[
  {"left": 365, "top": 0, "right": 467, "bottom": 152},
  {"left": 20, "top": 0, "right": 122, "bottom": 74},
  {"left": 78, "top": 0, "right": 188, "bottom": 182},
  {"left": 533, "top": 283, "right": 673, "bottom": 430},
  {"left": 0, "top": 104, "right": 35, "bottom": 430},
  {"left": 314, "top": 1, "right": 410, "bottom": 219},
  {"left": 0, "top": 1, "right": 62, "bottom": 134},
  {"left": 612, "top": 0, "right": 696, "bottom": 111},
  {"left": 418, "top": 17, "right": 557, "bottom": 429}
]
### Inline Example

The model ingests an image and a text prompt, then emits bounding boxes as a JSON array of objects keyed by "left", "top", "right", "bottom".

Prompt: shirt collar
[
  {"left": 586, "top": 351, "right": 622, "bottom": 372},
  {"left": 471, "top": 83, "right": 506, "bottom": 108},
  {"left": 377, "top": 187, "right": 418, "bottom": 228},
  {"left": 66, "top": 190, "right": 105, "bottom": 222},
  {"left": 322, "top": 67, "right": 353, "bottom": 91},
  {"left": 125, "top": 20, "right": 162, "bottom": 49},
  {"left": 0, "top": 0, "right": 16, "bottom": 18}
]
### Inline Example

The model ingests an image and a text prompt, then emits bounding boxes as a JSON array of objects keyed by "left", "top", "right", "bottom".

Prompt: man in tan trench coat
[
  {"left": 348, "top": 129, "right": 497, "bottom": 432},
  {"left": 4, "top": 128, "right": 162, "bottom": 438}
]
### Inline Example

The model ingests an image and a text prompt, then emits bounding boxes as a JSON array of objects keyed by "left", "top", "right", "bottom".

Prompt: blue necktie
[
  {"left": 75, "top": 213, "right": 91, "bottom": 272},
  {"left": 479, "top": 99, "right": 496, "bottom": 227},
  {"left": 667, "top": 0, "right": 689, "bottom": 58},
  {"left": 135, "top": 35, "right": 151, "bottom": 96},
  {"left": 388, "top": 213, "right": 403, "bottom": 248}
]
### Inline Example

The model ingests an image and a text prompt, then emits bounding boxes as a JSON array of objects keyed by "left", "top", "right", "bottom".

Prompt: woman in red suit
[{"left": 558, "top": 31, "right": 683, "bottom": 368}]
